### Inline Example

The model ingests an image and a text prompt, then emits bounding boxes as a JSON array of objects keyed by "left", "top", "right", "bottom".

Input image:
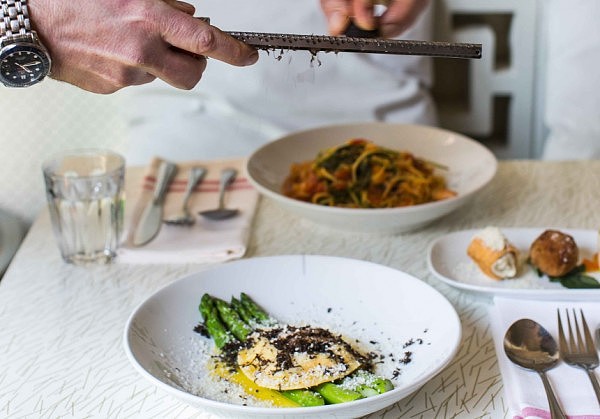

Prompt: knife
[{"left": 132, "top": 161, "right": 178, "bottom": 247}]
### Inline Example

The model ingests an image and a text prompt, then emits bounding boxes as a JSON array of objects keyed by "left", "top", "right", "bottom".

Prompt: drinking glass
[{"left": 42, "top": 149, "right": 125, "bottom": 264}]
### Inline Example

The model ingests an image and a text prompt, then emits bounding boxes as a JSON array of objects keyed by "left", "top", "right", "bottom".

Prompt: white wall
[{"left": 0, "top": 80, "right": 129, "bottom": 226}]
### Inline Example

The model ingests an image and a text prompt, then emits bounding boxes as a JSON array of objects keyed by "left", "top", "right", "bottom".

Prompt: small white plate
[
  {"left": 124, "top": 255, "right": 461, "bottom": 419},
  {"left": 428, "top": 228, "right": 600, "bottom": 300}
]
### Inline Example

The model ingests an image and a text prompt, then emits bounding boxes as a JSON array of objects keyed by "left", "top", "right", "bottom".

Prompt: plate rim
[
  {"left": 427, "top": 227, "right": 600, "bottom": 299},
  {"left": 123, "top": 254, "right": 462, "bottom": 415}
]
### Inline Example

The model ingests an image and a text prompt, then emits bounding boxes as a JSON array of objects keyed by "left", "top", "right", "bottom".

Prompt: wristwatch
[{"left": 0, "top": 0, "right": 51, "bottom": 87}]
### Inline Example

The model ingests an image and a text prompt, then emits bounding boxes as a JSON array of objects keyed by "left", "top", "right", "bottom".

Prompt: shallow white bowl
[
  {"left": 124, "top": 255, "right": 461, "bottom": 419},
  {"left": 246, "top": 123, "right": 497, "bottom": 233}
]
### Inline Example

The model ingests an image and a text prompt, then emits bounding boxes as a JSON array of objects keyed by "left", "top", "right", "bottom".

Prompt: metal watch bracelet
[{"left": 1, "top": 0, "right": 32, "bottom": 38}]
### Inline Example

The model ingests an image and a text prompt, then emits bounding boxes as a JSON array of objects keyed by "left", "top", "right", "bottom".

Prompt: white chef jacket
[
  {"left": 541, "top": 0, "right": 600, "bottom": 160},
  {"left": 124, "top": 0, "right": 436, "bottom": 165}
]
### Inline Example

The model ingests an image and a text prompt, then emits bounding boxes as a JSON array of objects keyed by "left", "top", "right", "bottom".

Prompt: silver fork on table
[
  {"left": 163, "top": 166, "right": 207, "bottom": 226},
  {"left": 557, "top": 308, "right": 600, "bottom": 406}
]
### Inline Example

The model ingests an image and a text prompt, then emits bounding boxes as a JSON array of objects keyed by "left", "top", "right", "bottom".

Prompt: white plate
[
  {"left": 124, "top": 255, "right": 461, "bottom": 418},
  {"left": 247, "top": 123, "right": 497, "bottom": 234},
  {"left": 428, "top": 228, "right": 600, "bottom": 300}
]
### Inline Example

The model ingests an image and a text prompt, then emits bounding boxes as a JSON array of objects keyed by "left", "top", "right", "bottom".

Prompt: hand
[
  {"left": 320, "top": 0, "right": 429, "bottom": 38},
  {"left": 28, "top": 0, "right": 259, "bottom": 93}
]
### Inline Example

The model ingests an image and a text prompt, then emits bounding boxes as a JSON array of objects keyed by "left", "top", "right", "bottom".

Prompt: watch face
[{"left": 0, "top": 43, "right": 51, "bottom": 87}]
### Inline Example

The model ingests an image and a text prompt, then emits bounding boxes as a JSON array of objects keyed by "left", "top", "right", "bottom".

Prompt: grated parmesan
[
  {"left": 158, "top": 310, "right": 429, "bottom": 408},
  {"left": 474, "top": 226, "right": 507, "bottom": 251}
]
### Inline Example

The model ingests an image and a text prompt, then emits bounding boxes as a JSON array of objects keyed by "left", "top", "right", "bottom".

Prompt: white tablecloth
[{"left": 1, "top": 160, "right": 600, "bottom": 418}]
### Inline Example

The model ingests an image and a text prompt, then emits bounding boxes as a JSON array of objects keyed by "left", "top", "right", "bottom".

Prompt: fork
[
  {"left": 163, "top": 166, "right": 207, "bottom": 226},
  {"left": 557, "top": 308, "right": 600, "bottom": 405}
]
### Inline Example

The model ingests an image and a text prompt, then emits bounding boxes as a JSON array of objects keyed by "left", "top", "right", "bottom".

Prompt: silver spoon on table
[
  {"left": 199, "top": 168, "right": 239, "bottom": 220},
  {"left": 164, "top": 166, "right": 207, "bottom": 226},
  {"left": 504, "top": 319, "right": 566, "bottom": 419}
]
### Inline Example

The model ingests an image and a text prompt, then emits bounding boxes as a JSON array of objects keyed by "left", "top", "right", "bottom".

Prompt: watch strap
[{"left": 0, "top": 0, "right": 31, "bottom": 38}]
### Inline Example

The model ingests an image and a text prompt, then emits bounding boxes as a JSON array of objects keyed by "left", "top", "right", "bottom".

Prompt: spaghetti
[{"left": 282, "top": 139, "right": 456, "bottom": 208}]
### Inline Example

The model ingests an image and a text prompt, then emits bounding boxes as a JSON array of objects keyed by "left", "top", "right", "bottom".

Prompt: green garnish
[
  {"left": 556, "top": 274, "right": 600, "bottom": 289},
  {"left": 529, "top": 261, "right": 600, "bottom": 289}
]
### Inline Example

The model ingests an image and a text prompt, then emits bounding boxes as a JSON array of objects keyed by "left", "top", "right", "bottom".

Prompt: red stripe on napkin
[
  {"left": 142, "top": 176, "right": 254, "bottom": 192},
  {"left": 516, "top": 407, "right": 600, "bottom": 419}
]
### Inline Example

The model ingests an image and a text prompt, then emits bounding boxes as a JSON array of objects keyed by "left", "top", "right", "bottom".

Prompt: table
[
  {"left": 1, "top": 160, "right": 599, "bottom": 418},
  {"left": 0, "top": 208, "right": 26, "bottom": 277}
]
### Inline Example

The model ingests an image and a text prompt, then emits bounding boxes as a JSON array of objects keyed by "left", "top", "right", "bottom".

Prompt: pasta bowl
[
  {"left": 246, "top": 123, "right": 497, "bottom": 233},
  {"left": 124, "top": 255, "right": 462, "bottom": 418}
]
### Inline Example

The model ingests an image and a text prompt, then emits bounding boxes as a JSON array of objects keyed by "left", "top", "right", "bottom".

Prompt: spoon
[
  {"left": 199, "top": 168, "right": 239, "bottom": 220},
  {"left": 504, "top": 319, "right": 567, "bottom": 419},
  {"left": 164, "top": 166, "right": 207, "bottom": 226}
]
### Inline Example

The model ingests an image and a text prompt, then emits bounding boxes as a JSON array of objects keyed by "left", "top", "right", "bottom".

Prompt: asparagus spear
[
  {"left": 213, "top": 297, "right": 252, "bottom": 341},
  {"left": 365, "top": 376, "right": 394, "bottom": 394},
  {"left": 230, "top": 296, "right": 254, "bottom": 324},
  {"left": 240, "top": 292, "right": 271, "bottom": 324},
  {"left": 199, "top": 293, "right": 235, "bottom": 349},
  {"left": 340, "top": 370, "right": 394, "bottom": 398},
  {"left": 278, "top": 389, "right": 326, "bottom": 407},
  {"left": 314, "top": 383, "right": 363, "bottom": 404}
]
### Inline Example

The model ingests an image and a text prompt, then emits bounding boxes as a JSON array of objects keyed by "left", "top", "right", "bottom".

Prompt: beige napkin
[
  {"left": 117, "top": 157, "right": 259, "bottom": 264},
  {"left": 490, "top": 297, "right": 600, "bottom": 419}
]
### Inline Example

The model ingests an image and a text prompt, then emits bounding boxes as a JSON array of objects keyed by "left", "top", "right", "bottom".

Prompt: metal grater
[
  {"left": 226, "top": 31, "right": 482, "bottom": 59},
  {"left": 196, "top": 18, "right": 481, "bottom": 59}
]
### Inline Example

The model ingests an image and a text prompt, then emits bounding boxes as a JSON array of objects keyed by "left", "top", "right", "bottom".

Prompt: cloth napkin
[
  {"left": 117, "top": 157, "right": 259, "bottom": 264},
  {"left": 490, "top": 296, "right": 600, "bottom": 419}
]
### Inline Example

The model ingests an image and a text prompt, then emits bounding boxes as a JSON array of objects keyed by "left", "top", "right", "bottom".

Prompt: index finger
[
  {"left": 159, "top": 10, "right": 258, "bottom": 66},
  {"left": 351, "top": 0, "right": 378, "bottom": 31},
  {"left": 379, "top": 0, "right": 429, "bottom": 37}
]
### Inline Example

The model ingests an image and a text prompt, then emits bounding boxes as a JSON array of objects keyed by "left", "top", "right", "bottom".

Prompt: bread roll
[{"left": 529, "top": 230, "right": 578, "bottom": 277}]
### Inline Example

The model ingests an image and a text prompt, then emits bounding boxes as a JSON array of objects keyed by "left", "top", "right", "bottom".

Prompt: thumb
[{"left": 165, "top": 0, "right": 196, "bottom": 15}]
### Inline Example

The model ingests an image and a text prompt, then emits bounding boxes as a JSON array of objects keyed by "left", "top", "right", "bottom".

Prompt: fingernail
[
  {"left": 245, "top": 51, "right": 259, "bottom": 66},
  {"left": 329, "top": 11, "right": 349, "bottom": 34}
]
